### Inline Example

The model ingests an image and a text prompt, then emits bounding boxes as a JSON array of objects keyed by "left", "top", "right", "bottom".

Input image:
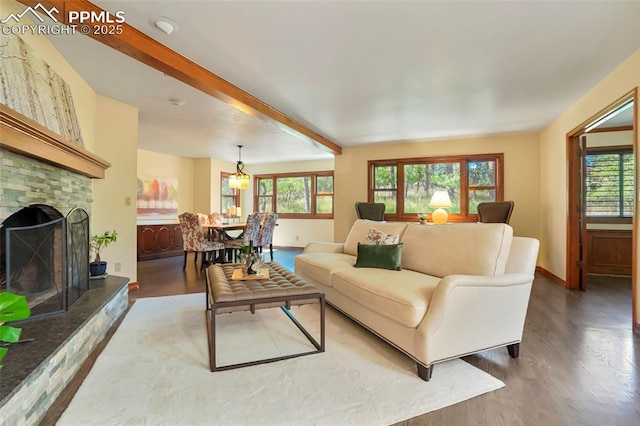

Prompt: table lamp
[{"left": 429, "top": 190, "right": 452, "bottom": 224}]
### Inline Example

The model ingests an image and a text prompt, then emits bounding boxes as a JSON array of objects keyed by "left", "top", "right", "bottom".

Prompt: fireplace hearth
[{"left": 0, "top": 204, "right": 90, "bottom": 319}]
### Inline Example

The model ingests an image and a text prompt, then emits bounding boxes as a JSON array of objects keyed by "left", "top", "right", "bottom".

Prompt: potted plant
[
  {"left": 417, "top": 213, "right": 428, "bottom": 224},
  {"left": 90, "top": 230, "right": 118, "bottom": 277},
  {"left": 0, "top": 292, "right": 31, "bottom": 369}
]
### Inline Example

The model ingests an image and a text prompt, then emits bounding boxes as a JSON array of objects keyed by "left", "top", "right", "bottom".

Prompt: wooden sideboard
[{"left": 136, "top": 224, "right": 183, "bottom": 261}]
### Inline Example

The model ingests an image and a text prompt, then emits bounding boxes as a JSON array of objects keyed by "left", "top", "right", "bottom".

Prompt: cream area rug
[{"left": 58, "top": 293, "right": 504, "bottom": 425}]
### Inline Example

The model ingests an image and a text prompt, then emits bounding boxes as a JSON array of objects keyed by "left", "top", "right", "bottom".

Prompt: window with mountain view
[
  {"left": 585, "top": 148, "right": 634, "bottom": 219},
  {"left": 368, "top": 153, "right": 503, "bottom": 221}
]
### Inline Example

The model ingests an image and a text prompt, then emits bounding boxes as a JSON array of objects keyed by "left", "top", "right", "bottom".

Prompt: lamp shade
[
  {"left": 229, "top": 173, "right": 249, "bottom": 189},
  {"left": 229, "top": 145, "right": 250, "bottom": 189},
  {"left": 429, "top": 190, "right": 452, "bottom": 224},
  {"left": 429, "top": 190, "right": 452, "bottom": 208}
]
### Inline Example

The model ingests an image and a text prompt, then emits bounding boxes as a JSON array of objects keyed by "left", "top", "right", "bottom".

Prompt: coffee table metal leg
[{"left": 210, "top": 297, "right": 325, "bottom": 372}]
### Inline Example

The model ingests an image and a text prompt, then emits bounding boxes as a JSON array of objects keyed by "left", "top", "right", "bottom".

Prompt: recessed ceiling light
[
  {"left": 150, "top": 16, "right": 179, "bottom": 35},
  {"left": 168, "top": 98, "right": 185, "bottom": 107}
]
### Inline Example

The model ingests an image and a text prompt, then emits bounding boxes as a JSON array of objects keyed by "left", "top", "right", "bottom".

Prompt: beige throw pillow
[{"left": 366, "top": 227, "right": 399, "bottom": 245}]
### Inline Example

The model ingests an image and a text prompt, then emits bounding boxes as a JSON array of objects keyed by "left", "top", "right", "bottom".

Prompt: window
[
  {"left": 369, "top": 154, "right": 503, "bottom": 221},
  {"left": 254, "top": 171, "right": 334, "bottom": 218},
  {"left": 221, "top": 172, "right": 239, "bottom": 211},
  {"left": 585, "top": 148, "right": 634, "bottom": 219}
]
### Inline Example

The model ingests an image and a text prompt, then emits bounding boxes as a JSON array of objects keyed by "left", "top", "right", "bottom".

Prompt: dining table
[{"left": 203, "top": 222, "right": 246, "bottom": 241}]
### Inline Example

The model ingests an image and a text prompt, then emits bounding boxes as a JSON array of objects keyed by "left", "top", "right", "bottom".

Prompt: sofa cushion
[
  {"left": 344, "top": 219, "right": 408, "bottom": 256},
  {"left": 332, "top": 267, "right": 440, "bottom": 328},
  {"left": 401, "top": 223, "right": 513, "bottom": 277},
  {"left": 354, "top": 243, "right": 403, "bottom": 271},
  {"left": 294, "top": 252, "right": 355, "bottom": 288}
]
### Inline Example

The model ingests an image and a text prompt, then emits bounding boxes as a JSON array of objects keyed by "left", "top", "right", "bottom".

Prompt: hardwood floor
[{"left": 43, "top": 254, "right": 639, "bottom": 425}]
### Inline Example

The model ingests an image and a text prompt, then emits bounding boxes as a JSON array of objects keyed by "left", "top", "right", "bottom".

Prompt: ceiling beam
[{"left": 18, "top": 0, "right": 342, "bottom": 155}]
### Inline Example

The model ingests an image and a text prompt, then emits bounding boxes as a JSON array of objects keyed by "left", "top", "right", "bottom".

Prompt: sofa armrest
[
  {"left": 303, "top": 241, "right": 345, "bottom": 254},
  {"left": 415, "top": 273, "right": 535, "bottom": 365}
]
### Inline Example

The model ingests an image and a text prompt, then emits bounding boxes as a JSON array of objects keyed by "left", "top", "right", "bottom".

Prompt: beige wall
[
  {"left": 92, "top": 95, "right": 138, "bottom": 282},
  {"left": 539, "top": 48, "right": 639, "bottom": 326},
  {"left": 193, "top": 158, "right": 212, "bottom": 214},
  {"left": 246, "top": 159, "right": 335, "bottom": 247},
  {"left": 586, "top": 130, "right": 633, "bottom": 148},
  {"left": 334, "top": 134, "right": 541, "bottom": 243},
  {"left": 137, "top": 149, "right": 195, "bottom": 224}
]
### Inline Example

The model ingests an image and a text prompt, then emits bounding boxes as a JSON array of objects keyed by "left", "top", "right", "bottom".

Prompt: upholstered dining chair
[
  {"left": 355, "top": 202, "right": 386, "bottom": 221},
  {"left": 217, "top": 212, "right": 262, "bottom": 263},
  {"left": 197, "top": 213, "right": 210, "bottom": 226},
  {"left": 257, "top": 212, "right": 278, "bottom": 261},
  {"left": 208, "top": 212, "right": 224, "bottom": 225},
  {"left": 242, "top": 213, "right": 263, "bottom": 247},
  {"left": 178, "top": 212, "right": 225, "bottom": 270},
  {"left": 476, "top": 201, "right": 515, "bottom": 224}
]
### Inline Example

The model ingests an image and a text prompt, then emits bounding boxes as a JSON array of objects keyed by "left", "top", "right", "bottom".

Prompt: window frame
[
  {"left": 368, "top": 153, "right": 504, "bottom": 222},
  {"left": 220, "top": 172, "right": 240, "bottom": 212},
  {"left": 253, "top": 171, "right": 334, "bottom": 219},
  {"left": 585, "top": 145, "right": 634, "bottom": 224}
]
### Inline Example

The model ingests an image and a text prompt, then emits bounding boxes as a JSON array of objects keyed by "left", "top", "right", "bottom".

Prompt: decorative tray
[{"left": 231, "top": 268, "right": 269, "bottom": 281}]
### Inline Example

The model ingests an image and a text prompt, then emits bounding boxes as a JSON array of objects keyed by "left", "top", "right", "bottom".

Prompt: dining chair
[
  {"left": 355, "top": 202, "right": 386, "bottom": 221},
  {"left": 209, "top": 212, "right": 224, "bottom": 225},
  {"left": 476, "top": 201, "right": 515, "bottom": 224},
  {"left": 257, "top": 212, "right": 278, "bottom": 261},
  {"left": 178, "top": 212, "right": 225, "bottom": 270},
  {"left": 219, "top": 213, "right": 262, "bottom": 263},
  {"left": 243, "top": 213, "right": 263, "bottom": 247}
]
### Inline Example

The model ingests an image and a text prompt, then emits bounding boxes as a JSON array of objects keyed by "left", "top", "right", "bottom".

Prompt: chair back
[
  {"left": 179, "top": 212, "right": 207, "bottom": 251},
  {"left": 355, "top": 202, "right": 386, "bottom": 221},
  {"left": 243, "top": 213, "right": 263, "bottom": 246},
  {"left": 259, "top": 212, "right": 278, "bottom": 246},
  {"left": 197, "top": 213, "right": 210, "bottom": 226},
  {"left": 208, "top": 212, "right": 224, "bottom": 225},
  {"left": 477, "top": 201, "right": 514, "bottom": 224}
]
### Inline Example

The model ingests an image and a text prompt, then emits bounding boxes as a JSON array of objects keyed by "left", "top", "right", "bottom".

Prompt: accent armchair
[
  {"left": 477, "top": 201, "right": 514, "bottom": 224},
  {"left": 355, "top": 202, "right": 386, "bottom": 221}
]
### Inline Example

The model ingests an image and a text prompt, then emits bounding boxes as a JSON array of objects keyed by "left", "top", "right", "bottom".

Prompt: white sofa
[{"left": 294, "top": 219, "right": 540, "bottom": 381}]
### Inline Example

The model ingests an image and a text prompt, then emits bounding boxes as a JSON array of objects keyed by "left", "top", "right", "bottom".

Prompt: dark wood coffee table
[{"left": 205, "top": 262, "right": 325, "bottom": 372}]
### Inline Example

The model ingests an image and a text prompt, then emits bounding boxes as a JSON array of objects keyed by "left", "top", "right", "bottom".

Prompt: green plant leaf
[
  {"left": 0, "top": 292, "right": 31, "bottom": 323},
  {"left": 0, "top": 347, "right": 7, "bottom": 367},
  {"left": 0, "top": 325, "right": 22, "bottom": 343}
]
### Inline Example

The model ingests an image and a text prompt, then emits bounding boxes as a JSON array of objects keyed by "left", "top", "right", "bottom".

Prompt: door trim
[{"left": 566, "top": 88, "right": 638, "bottom": 332}]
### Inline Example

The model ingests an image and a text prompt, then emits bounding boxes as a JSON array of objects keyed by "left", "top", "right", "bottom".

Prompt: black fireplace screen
[
  {"left": 0, "top": 205, "right": 90, "bottom": 319},
  {"left": 66, "top": 208, "right": 90, "bottom": 309}
]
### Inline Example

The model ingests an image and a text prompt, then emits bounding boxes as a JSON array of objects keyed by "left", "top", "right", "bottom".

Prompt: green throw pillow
[{"left": 354, "top": 242, "right": 403, "bottom": 271}]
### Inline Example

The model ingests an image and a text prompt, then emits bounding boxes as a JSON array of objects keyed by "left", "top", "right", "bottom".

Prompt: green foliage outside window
[
  {"left": 255, "top": 173, "right": 333, "bottom": 217},
  {"left": 370, "top": 154, "right": 502, "bottom": 219},
  {"left": 277, "top": 177, "right": 312, "bottom": 213},
  {"left": 586, "top": 151, "right": 634, "bottom": 217}
]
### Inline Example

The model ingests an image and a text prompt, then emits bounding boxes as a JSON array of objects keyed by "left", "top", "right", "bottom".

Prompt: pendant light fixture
[{"left": 229, "top": 145, "right": 250, "bottom": 189}]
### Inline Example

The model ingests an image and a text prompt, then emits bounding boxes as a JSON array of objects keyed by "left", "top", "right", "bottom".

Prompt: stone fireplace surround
[
  {"left": 0, "top": 276, "right": 129, "bottom": 424},
  {"left": 1, "top": 106, "right": 121, "bottom": 423}
]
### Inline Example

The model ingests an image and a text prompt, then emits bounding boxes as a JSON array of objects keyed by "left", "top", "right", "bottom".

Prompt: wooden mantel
[{"left": 0, "top": 104, "right": 110, "bottom": 179}]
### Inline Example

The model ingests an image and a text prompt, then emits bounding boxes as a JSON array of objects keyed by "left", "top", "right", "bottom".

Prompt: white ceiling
[{"left": 44, "top": 1, "right": 640, "bottom": 164}]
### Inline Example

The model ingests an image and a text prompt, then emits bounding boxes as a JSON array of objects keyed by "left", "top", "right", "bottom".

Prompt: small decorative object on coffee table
[{"left": 417, "top": 213, "right": 427, "bottom": 225}]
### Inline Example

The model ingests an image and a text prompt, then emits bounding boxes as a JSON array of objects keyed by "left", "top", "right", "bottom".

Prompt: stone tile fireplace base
[{"left": 0, "top": 276, "right": 129, "bottom": 424}]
